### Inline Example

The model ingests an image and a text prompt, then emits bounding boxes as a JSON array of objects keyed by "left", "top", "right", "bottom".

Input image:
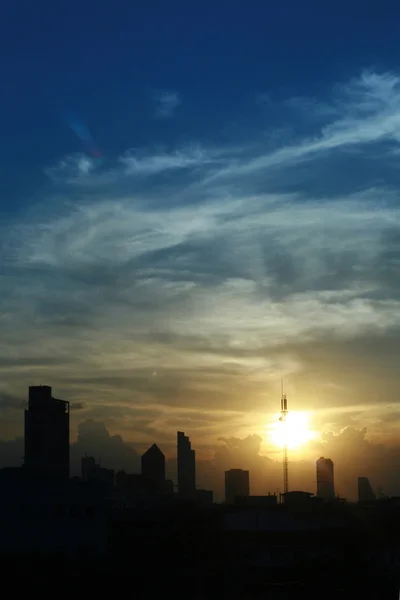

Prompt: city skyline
[
  {"left": 0, "top": 385, "right": 387, "bottom": 502},
  {"left": 1, "top": 2, "right": 400, "bottom": 503},
  {"left": 1, "top": 3, "right": 400, "bottom": 593}
]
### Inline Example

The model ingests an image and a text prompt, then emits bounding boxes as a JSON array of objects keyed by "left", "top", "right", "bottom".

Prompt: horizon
[{"left": 1, "top": 385, "right": 388, "bottom": 502}]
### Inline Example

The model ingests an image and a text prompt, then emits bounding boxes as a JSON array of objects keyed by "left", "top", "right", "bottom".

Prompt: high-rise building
[
  {"left": 141, "top": 443, "right": 165, "bottom": 492},
  {"left": 316, "top": 457, "right": 335, "bottom": 500},
  {"left": 358, "top": 477, "right": 376, "bottom": 502},
  {"left": 225, "top": 469, "right": 250, "bottom": 504},
  {"left": 177, "top": 431, "right": 196, "bottom": 498},
  {"left": 81, "top": 456, "right": 96, "bottom": 479},
  {"left": 24, "top": 386, "right": 70, "bottom": 479}
]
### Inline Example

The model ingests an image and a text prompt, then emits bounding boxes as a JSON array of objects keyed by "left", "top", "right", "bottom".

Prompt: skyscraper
[
  {"left": 24, "top": 386, "right": 70, "bottom": 479},
  {"left": 358, "top": 477, "right": 376, "bottom": 502},
  {"left": 316, "top": 457, "right": 335, "bottom": 500},
  {"left": 225, "top": 469, "right": 250, "bottom": 504},
  {"left": 177, "top": 431, "right": 196, "bottom": 498},
  {"left": 141, "top": 443, "right": 165, "bottom": 492}
]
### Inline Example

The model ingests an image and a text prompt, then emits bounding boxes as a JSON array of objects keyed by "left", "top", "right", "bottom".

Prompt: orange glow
[{"left": 267, "top": 411, "right": 317, "bottom": 450}]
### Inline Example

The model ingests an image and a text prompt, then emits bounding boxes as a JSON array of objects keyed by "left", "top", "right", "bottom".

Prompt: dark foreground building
[
  {"left": 141, "top": 443, "right": 165, "bottom": 493},
  {"left": 316, "top": 456, "right": 335, "bottom": 500},
  {"left": 24, "top": 385, "right": 70, "bottom": 479},
  {"left": 177, "top": 431, "right": 196, "bottom": 498}
]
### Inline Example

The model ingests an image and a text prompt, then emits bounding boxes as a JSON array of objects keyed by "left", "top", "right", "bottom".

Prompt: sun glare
[{"left": 268, "top": 411, "right": 317, "bottom": 450}]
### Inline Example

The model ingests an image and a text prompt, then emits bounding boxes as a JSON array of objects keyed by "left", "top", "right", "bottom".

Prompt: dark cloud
[
  {"left": 0, "top": 392, "right": 23, "bottom": 411},
  {"left": 0, "top": 420, "right": 142, "bottom": 476},
  {"left": 309, "top": 426, "right": 400, "bottom": 499},
  {"left": 70, "top": 401, "right": 87, "bottom": 411},
  {"left": 197, "top": 428, "right": 400, "bottom": 502},
  {"left": 0, "top": 437, "right": 24, "bottom": 468},
  {"left": 0, "top": 417, "right": 399, "bottom": 503},
  {"left": 71, "top": 419, "right": 140, "bottom": 474}
]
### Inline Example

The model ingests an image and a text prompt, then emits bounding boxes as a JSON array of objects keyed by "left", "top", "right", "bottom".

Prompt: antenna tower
[{"left": 279, "top": 380, "right": 289, "bottom": 494}]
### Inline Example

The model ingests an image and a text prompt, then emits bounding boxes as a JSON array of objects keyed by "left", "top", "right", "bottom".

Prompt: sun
[{"left": 267, "top": 411, "right": 317, "bottom": 450}]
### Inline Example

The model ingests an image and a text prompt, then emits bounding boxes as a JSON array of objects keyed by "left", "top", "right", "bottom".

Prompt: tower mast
[{"left": 279, "top": 380, "right": 289, "bottom": 494}]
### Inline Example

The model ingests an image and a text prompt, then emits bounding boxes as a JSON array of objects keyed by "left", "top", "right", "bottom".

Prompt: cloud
[
  {"left": 70, "top": 401, "right": 87, "bottom": 411},
  {"left": 208, "top": 70, "right": 400, "bottom": 185},
  {"left": 308, "top": 426, "right": 400, "bottom": 499},
  {"left": 0, "top": 392, "right": 22, "bottom": 411},
  {"left": 0, "top": 420, "right": 141, "bottom": 476},
  {"left": 199, "top": 426, "right": 400, "bottom": 501},
  {"left": 44, "top": 153, "right": 95, "bottom": 182},
  {"left": 43, "top": 146, "right": 225, "bottom": 189},
  {"left": 71, "top": 419, "right": 140, "bottom": 473},
  {"left": 2, "top": 69, "right": 400, "bottom": 499},
  {"left": 119, "top": 146, "right": 214, "bottom": 175},
  {"left": 153, "top": 90, "right": 181, "bottom": 118}
]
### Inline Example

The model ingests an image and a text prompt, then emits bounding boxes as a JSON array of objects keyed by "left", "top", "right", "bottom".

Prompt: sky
[{"left": 1, "top": 0, "right": 400, "bottom": 500}]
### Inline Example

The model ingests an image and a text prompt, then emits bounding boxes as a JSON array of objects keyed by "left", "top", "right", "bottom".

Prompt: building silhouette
[
  {"left": 225, "top": 469, "right": 250, "bottom": 504},
  {"left": 177, "top": 431, "right": 196, "bottom": 498},
  {"left": 141, "top": 443, "right": 165, "bottom": 492},
  {"left": 358, "top": 477, "right": 376, "bottom": 502},
  {"left": 282, "top": 490, "right": 316, "bottom": 505},
  {"left": 81, "top": 456, "right": 114, "bottom": 488},
  {"left": 235, "top": 494, "right": 277, "bottom": 507},
  {"left": 116, "top": 471, "right": 147, "bottom": 498},
  {"left": 195, "top": 489, "right": 214, "bottom": 505},
  {"left": 0, "top": 477, "right": 107, "bottom": 557},
  {"left": 316, "top": 457, "right": 335, "bottom": 500},
  {"left": 24, "top": 385, "right": 69, "bottom": 479}
]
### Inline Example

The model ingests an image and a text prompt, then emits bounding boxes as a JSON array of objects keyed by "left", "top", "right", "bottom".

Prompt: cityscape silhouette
[
  {"left": 2, "top": 1, "right": 400, "bottom": 596},
  {"left": 0, "top": 385, "right": 398, "bottom": 597}
]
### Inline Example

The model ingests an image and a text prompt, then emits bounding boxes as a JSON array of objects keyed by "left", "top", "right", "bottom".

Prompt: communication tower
[{"left": 279, "top": 381, "right": 289, "bottom": 494}]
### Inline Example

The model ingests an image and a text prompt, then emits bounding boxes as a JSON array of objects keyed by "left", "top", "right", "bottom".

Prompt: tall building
[
  {"left": 358, "top": 477, "right": 376, "bottom": 502},
  {"left": 24, "top": 386, "right": 70, "bottom": 479},
  {"left": 225, "top": 469, "right": 250, "bottom": 504},
  {"left": 81, "top": 456, "right": 96, "bottom": 480},
  {"left": 141, "top": 443, "right": 165, "bottom": 492},
  {"left": 316, "top": 457, "right": 335, "bottom": 500},
  {"left": 177, "top": 431, "right": 196, "bottom": 498}
]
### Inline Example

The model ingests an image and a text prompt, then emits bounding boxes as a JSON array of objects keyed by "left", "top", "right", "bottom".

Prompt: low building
[
  {"left": 281, "top": 491, "right": 317, "bottom": 505},
  {"left": 195, "top": 489, "right": 214, "bottom": 505},
  {"left": 81, "top": 456, "right": 114, "bottom": 489},
  {"left": 235, "top": 495, "right": 278, "bottom": 507},
  {"left": 0, "top": 477, "right": 107, "bottom": 557}
]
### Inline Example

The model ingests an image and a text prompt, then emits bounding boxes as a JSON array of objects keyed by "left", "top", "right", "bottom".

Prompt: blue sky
[
  {"left": 2, "top": 0, "right": 399, "bottom": 206},
  {"left": 2, "top": 0, "right": 400, "bottom": 496}
]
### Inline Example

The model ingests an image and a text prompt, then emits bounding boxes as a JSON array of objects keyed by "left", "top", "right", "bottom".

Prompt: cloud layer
[{"left": 1, "top": 70, "right": 400, "bottom": 498}]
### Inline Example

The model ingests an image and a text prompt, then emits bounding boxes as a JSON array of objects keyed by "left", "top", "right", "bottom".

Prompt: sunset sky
[{"left": 1, "top": 1, "right": 400, "bottom": 499}]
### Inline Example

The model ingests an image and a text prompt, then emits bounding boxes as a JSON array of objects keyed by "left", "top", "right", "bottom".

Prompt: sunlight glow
[{"left": 267, "top": 411, "right": 317, "bottom": 450}]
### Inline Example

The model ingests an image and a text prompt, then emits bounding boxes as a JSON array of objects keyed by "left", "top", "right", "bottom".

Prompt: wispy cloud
[
  {"left": 217, "top": 70, "right": 400, "bottom": 185},
  {"left": 119, "top": 146, "right": 214, "bottom": 175},
  {"left": 44, "top": 153, "right": 95, "bottom": 182},
  {"left": 3, "top": 70, "right": 400, "bottom": 448},
  {"left": 153, "top": 90, "right": 181, "bottom": 118},
  {"left": 43, "top": 145, "right": 224, "bottom": 188}
]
